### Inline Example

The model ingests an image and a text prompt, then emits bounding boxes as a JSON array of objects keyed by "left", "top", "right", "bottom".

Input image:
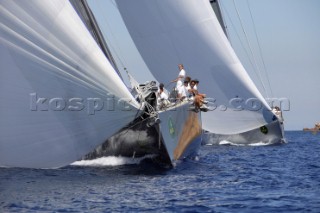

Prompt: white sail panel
[
  {"left": 116, "top": 0, "right": 274, "bottom": 134},
  {"left": 0, "top": 0, "right": 140, "bottom": 168}
]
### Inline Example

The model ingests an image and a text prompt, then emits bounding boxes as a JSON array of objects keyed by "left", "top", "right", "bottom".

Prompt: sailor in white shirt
[
  {"left": 171, "top": 64, "right": 186, "bottom": 89},
  {"left": 157, "top": 83, "right": 170, "bottom": 109},
  {"left": 177, "top": 80, "right": 189, "bottom": 100},
  {"left": 193, "top": 79, "right": 199, "bottom": 90}
]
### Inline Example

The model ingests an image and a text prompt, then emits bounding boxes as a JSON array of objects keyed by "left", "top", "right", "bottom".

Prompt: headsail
[
  {"left": 0, "top": 0, "right": 139, "bottom": 168},
  {"left": 116, "top": 0, "right": 274, "bottom": 134},
  {"left": 69, "top": 0, "right": 123, "bottom": 80}
]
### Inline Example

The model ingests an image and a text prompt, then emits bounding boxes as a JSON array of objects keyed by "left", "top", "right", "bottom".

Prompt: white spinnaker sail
[
  {"left": 0, "top": 0, "right": 140, "bottom": 168},
  {"left": 116, "top": 0, "right": 274, "bottom": 134}
]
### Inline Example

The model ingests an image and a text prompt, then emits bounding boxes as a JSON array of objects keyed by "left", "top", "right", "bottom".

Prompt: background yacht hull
[{"left": 203, "top": 120, "right": 284, "bottom": 146}]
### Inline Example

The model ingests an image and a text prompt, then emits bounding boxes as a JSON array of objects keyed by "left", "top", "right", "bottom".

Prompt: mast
[
  {"left": 209, "top": 0, "right": 228, "bottom": 37},
  {"left": 69, "top": 0, "right": 123, "bottom": 80}
]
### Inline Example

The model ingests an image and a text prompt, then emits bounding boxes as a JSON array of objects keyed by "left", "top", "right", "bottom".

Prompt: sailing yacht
[
  {"left": 205, "top": 0, "right": 285, "bottom": 145},
  {"left": 115, "top": 0, "right": 284, "bottom": 145},
  {"left": 0, "top": 0, "right": 202, "bottom": 169},
  {"left": 0, "top": 0, "right": 284, "bottom": 169}
]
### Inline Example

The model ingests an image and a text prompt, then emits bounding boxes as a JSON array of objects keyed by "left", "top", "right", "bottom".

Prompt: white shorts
[{"left": 176, "top": 80, "right": 183, "bottom": 89}]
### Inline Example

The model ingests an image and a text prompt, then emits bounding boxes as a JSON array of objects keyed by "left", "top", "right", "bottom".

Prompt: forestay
[
  {"left": 0, "top": 0, "right": 139, "bottom": 168},
  {"left": 116, "top": 0, "right": 274, "bottom": 134}
]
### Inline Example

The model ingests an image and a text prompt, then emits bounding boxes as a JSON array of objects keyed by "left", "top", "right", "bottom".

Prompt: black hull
[{"left": 83, "top": 116, "right": 172, "bottom": 168}]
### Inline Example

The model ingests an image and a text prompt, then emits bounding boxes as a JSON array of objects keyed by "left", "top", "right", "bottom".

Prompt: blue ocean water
[{"left": 1, "top": 131, "right": 319, "bottom": 212}]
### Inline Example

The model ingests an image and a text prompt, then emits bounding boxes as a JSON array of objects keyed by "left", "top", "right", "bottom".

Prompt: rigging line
[
  {"left": 246, "top": 0, "right": 274, "bottom": 98},
  {"left": 92, "top": 1, "right": 129, "bottom": 72},
  {"left": 118, "top": 103, "right": 148, "bottom": 137},
  {"left": 87, "top": 1, "right": 135, "bottom": 91},
  {"left": 217, "top": 0, "right": 230, "bottom": 38},
  {"left": 79, "top": 0, "right": 124, "bottom": 80},
  {"left": 98, "top": 32, "right": 127, "bottom": 71},
  {"left": 232, "top": 0, "right": 269, "bottom": 98},
  {"left": 219, "top": 2, "right": 258, "bottom": 79},
  {"left": 104, "top": 35, "right": 126, "bottom": 70}
]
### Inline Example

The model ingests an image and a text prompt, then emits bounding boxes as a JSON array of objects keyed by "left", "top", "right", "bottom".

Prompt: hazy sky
[{"left": 89, "top": 0, "right": 320, "bottom": 130}]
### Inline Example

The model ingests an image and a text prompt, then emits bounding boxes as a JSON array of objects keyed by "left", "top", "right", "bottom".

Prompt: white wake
[
  {"left": 217, "top": 140, "right": 274, "bottom": 146},
  {"left": 71, "top": 155, "right": 156, "bottom": 167}
]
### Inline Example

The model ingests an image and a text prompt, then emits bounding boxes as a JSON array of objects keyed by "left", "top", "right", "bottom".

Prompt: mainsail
[
  {"left": 0, "top": 0, "right": 140, "bottom": 168},
  {"left": 116, "top": 0, "right": 275, "bottom": 134}
]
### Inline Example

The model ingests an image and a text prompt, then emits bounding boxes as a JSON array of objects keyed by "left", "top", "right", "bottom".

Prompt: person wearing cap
[{"left": 157, "top": 83, "right": 169, "bottom": 109}]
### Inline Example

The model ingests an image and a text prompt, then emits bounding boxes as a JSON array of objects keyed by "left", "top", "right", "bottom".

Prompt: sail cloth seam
[
  {"left": 0, "top": 38, "right": 116, "bottom": 100},
  {"left": 0, "top": 2, "right": 83, "bottom": 68},
  {"left": 0, "top": 25, "right": 112, "bottom": 97},
  {"left": 1, "top": 3, "right": 135, "bottom": 100},
  {"left": 0, "top": 34, "right": 99, "bottom": 93}
]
